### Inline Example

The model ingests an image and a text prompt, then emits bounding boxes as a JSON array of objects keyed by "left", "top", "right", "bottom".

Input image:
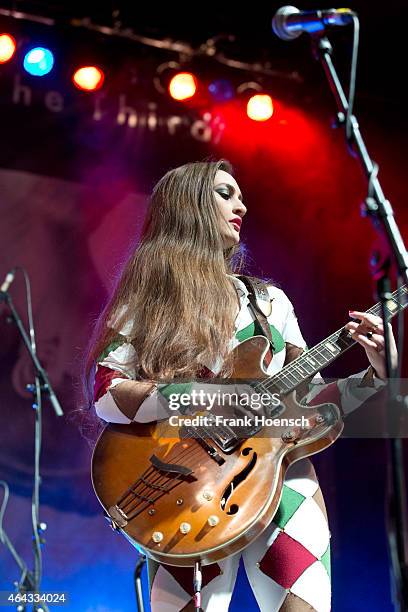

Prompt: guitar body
[{"left": 92, "top": 335, "right": 343, "bottom": 566}]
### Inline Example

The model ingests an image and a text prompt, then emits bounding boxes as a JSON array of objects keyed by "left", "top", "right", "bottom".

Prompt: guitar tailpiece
[{"left": 108, "top": 505, "right": 128, "bottom": 528}]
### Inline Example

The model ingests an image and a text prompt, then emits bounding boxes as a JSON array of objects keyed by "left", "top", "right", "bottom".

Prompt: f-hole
[{"left": 221, "top": 448, "right": 258, "bottom": 515}]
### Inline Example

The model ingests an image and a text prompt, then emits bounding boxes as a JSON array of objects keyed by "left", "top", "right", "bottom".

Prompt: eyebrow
[{"left": 214, "top": 183, "right": 243, "bottom": 202}]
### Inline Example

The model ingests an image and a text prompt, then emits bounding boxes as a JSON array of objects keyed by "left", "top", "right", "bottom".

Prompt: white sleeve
[
  {"left": 94, "top": 336, "right": 199, "bottom": 424},
  {"left": 94, "top": 338, "right": 138, "bottom": 424},
  {"left": 280, "top": 290, "right": 307, "bottom": 350}
]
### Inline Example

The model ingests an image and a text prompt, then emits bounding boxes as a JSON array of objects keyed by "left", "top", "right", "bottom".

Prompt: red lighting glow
[
  {"left": 73, "top": 66, "right": 104, "bottom": 91},
  {"left": 168, "top": 72, "right": 197, "bottom": 101},
  {"left": 0, "top": 34, "right": 16, "bottom": 63}
]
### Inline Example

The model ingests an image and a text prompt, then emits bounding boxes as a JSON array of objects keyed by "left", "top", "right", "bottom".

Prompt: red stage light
[
  {"left": 0, "top": 34, "right": 16, "bottom": 63},
  {"left": 247, "top": 94, "right": 274, "bottom": 122},
  {"left": 73, "top": 66, "right": 104, "bottom": 91},
  {"left": 168, "top": 72, "right": 197, "bottom": 101}
]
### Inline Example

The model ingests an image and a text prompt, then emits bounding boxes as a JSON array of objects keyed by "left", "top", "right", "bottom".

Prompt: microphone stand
[
  {"left": 0, "top": 291, "right": 64, "bottom": 418},
  {"left": 309, "top": 32, "right": 408, "bottom": 610},
  {"left": 134, "top": 555, "right": 146, "bottom": 612},
  {"left": 0, "top": 481, "right": 37, "bottom": 611},
  {"left": 0, "top": 288, "right": 63, "bottom": 610}
]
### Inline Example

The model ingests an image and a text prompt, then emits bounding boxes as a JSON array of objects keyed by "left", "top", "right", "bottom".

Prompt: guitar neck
[{"left": 265, "top": 284, "right": 408, "bottom": 396}]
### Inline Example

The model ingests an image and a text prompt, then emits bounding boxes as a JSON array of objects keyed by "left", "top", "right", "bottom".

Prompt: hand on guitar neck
[{"left": 345, "top": 309, "right": 398, "bottom": 380}]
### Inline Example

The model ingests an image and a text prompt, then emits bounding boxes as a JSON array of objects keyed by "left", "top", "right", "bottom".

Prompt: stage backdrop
[{"left": 1, "top": 61, "right": 407, "bottom": 611}]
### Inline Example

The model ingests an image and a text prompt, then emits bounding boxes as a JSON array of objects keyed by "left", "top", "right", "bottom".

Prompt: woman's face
[{"left": 213, "top": 170, "right": 247, "bottom": 249}]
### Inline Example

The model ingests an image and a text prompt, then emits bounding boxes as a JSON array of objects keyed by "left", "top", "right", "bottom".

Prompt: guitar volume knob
[
  {"left": 179, "top": 522, "right": 191, "bottom": 534},
  {"left": 282, "top": 430, "right": 296, "bottom": 442},
  {"left": 207, "top": 515, "right": 219, "bottom": 527},
  {"left": 152, "top": 531, "right": 164, "bottom": 543}
]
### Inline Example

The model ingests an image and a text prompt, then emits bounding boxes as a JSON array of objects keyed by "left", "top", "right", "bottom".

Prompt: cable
[
  {"left": 345, "top": 15, "right": 360, "bottom": 152},
  {"left": 19, "top": 268, "right": 44, "bottom": 601},
  {"left": 0, "top": 481, "right": 30, "bottom": 593},
  {"left": 2, "top": 267, "right": 48, "bottom": 610},
  {"left": 0, "top": 480, "right": 9, "bottom": 545}
]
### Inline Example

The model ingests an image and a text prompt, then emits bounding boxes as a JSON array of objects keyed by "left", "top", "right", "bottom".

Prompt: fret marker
[
  {"left": 386, "top": 300, "right": 398, "bottom": 312},
  {"left": 325, "top": 342, "right": 337, "bottom": 353},
  {"left": 306, "top": 357, "right": 316, "bottom": 366}
]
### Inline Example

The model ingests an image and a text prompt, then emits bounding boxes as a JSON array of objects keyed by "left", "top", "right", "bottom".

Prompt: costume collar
[{"left": 226, "top": 273, "right": 249, "bottom": 300}]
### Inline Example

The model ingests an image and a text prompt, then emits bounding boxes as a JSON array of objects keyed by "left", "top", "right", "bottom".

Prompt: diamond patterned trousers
[{"left": 149, "top": 458, "right": 331, "bottom": 612}]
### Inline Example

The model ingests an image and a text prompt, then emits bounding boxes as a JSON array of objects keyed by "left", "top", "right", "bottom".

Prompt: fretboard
[{"left": 259, "top": 284, "right": 408, "bottom": 397}]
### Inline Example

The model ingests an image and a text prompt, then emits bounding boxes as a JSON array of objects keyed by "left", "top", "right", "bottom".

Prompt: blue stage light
[
  {"left": 208, "top": 79, "right": 235, "bottom": 102},
  {"left": 23, "top": 47, "right": 54, "bottom": 76}
]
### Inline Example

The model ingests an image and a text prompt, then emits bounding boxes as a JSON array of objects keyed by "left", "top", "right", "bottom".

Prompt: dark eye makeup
[
  {"left": 215, "top": 184, "right": 243, "bottom": 202},
  {"left": 217, "top": 191, "right": 230, "bottom": 200}
]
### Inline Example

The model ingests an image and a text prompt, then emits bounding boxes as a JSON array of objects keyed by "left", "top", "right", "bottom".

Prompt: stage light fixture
[
  {"left": 208, "top": 78, "right": 235, "bottom": 102},
  {"left": 23, "top": 47, "right": 54, "bottom": 76},
  {"left": 0, "top": 34, "right": 16, "bottom": 63},
  {"left": 154, "top": 61, "right": 198, "bottom": 101},
  {"left": 247, "top": 94, "right": 274, "bottom": 121},
  {"left": 237, "top": 82, "right": 274, "bottom": 122},
  {"left": 73, "top": 66, "right": 104, "bottom": 91},
  {"left": 168, "top": 72, "right": 197, "bottom": 101}
]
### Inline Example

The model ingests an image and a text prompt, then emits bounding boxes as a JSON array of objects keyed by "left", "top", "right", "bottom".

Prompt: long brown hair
[{"left": 87, "top": 159, "right": 246, "bottom": 390}]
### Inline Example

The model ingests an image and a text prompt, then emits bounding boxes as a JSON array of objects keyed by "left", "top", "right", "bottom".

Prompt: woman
[{"left": 88, "top": 159, "right": 396, "bottom": 612}]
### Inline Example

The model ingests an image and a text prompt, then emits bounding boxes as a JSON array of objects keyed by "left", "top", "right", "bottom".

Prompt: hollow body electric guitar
[{"left": 92, "top": 285, "right": 407, "bottom": 566}]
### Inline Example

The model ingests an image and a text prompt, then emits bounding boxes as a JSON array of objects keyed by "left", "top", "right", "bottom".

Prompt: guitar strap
[
  {"left": 236, "top": 275, "right": 274, "bottom": 350},
  {"left": 238, "top": 275, "right": 311, "bottom": 400}
]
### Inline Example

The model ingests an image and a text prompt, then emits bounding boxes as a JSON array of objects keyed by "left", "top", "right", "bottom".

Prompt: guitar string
[
  {"left": 223, "top": 284, "right": 407, "bottom": 438},
  {"left": 118, "top": 442, "right": 206, "bottom": 515},
  {"left": 117, "top": 417, "right": 222, "bottom": 510},
  {"left": 118, "top": 391, "right": 326, "bottom": 518},
  {"left": 117, "top": 464, "right": 154, "bottom": 505},
  {"left": 120, "top": 444, "right": 209, "bottom": 519},
  {"left": 120, "top": 444, "right": 201, "bottom": 507},
  {"left": 126, "top": 479, "right": 187, "bottom": 521},
  {"left": 118, "top": 424, "right": 214, "bottom": 505},
  {"left": 255, "top": 285, "right": 407, "bottom": 399},
  {"left": 120, "top": 466, "right": 161, "bottom": 509},
  {"left": 119, "top": 407, "right": 265, "bottom": 518},
  {"left": 121, "top": 387, "right": 305, "bottom": 513},
  {"left": 115, "top": 285, "right": 408, "bottom": 519}
]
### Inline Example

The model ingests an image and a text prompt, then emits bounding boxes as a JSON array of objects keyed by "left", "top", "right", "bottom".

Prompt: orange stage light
[
  {"left": 73, "top": 66, "right": 104, "bottom": 91},
  {"left": 0, "top": 34, "right": 16, "bottom": 63},
  {"left": 247, "top": 94, "right": 274, "bottom": 121},
  {"left": 168, "top": 72, "right": 197, "bottom": 101}
]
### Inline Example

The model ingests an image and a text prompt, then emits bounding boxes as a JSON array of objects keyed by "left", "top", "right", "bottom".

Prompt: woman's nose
[{"left": 234, "top": 201, "right": 247, "bottom": 216}]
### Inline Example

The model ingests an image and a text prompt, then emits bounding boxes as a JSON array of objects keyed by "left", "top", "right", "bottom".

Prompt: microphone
[
  {"left": 0, "top": 268, "right": 17, "bottom": 293},
  {"left": 272, "top": 6, "right": 355, "bottom": 40}
]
